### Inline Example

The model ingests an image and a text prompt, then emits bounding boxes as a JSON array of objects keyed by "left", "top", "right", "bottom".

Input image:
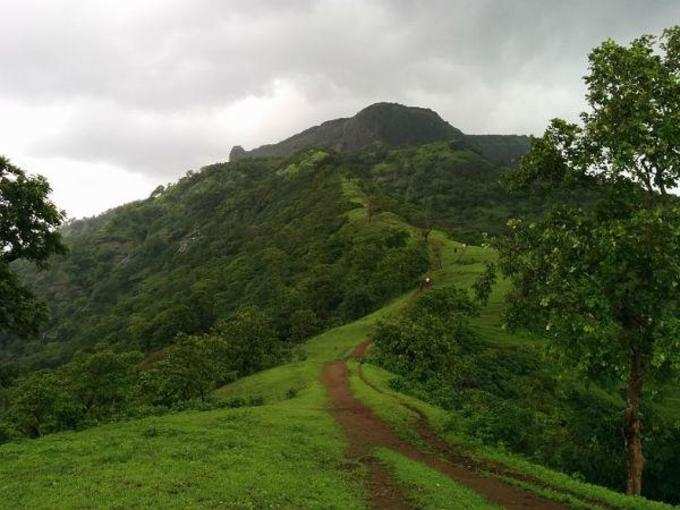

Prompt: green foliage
[
  {"left": 0, "top": 156, "right": 65, "bottom": 266},
  {"left": 140, "top": 335, "right": 230, "bottom": 406},
  {"left": 209, "top": 306, "right": 281, "bottom": 377},
  {"left": 496, "top": 26, "right": 680, "bottom": 495},
  {"left": 0, "top": 156, "right": 65, "bottom": 337},
  {"left": 0, "top": 264, "right": 47, "bottom": 340},
  {"left": 0, "top": 305, "right": 297, "bottom": 437},
  {"left": 4, "top": 371, "right": 83, "bottom": 437},
  {"left": 64, "top": 349, "right": 143, "bottom": 420},
  {"left": 498, "top": 202, "right": 680, "bottom": 380},
  {"left": 348, "top": 141, "right": 564, "bottom": 244},
  {"left": 5, "top": 149, "right": 428, "bottom": 368},
  {"left": 372, "top": 287, "right": 479, "bottom": 382}
]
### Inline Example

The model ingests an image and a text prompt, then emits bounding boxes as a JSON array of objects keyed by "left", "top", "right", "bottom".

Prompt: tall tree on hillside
[
  {"left": 0, "top": 156, "right": 65, "bottom": 337},
  {"left": 494, "top": 27, "right": 680, "bottom": 495}
]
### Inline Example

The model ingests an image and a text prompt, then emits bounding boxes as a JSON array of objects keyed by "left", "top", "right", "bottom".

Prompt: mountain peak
[{"left": 229, "top": 102, "right": 463, "bottom": 161}]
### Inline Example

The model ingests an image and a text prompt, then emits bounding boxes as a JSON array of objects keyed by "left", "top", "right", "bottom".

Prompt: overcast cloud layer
[{"left": 1, "top": 0, "right": 677, "bottom": 218}]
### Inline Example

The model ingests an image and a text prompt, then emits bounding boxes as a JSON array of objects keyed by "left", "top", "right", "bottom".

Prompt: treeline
[
  {"left": 371, "top": 288, "right": 680, "bottom": 504},
  {"left": 4, "top": 149, "right": 428, "bottom": 370},
  {"left": 0, "top": 306, "right": 285, "bottom": 440}
]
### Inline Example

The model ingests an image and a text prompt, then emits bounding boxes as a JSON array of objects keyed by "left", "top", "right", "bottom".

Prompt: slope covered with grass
[
  {"left": 0, "top": 386, "right": 365, "bottom": 509},
  {"left": 0, "top": 225, "right": 676, "bottom": 508},
  {"left": 1, "top": 136, "right": 677, "bottom": 508}
]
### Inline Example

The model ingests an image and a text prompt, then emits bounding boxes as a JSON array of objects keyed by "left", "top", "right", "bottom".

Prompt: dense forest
[{"left": 2, "top": 137, "right": 536, "bottom": 370}]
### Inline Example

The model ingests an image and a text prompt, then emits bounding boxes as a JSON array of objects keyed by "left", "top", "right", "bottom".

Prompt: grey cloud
[
  {"left": 2, "top": 0, "right": 678, "bottom": 182},
  {"left": 29, "top": 102, "right": 230, "bottom": 179}
]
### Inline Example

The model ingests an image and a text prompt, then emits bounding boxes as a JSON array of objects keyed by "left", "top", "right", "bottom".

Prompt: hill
[
  {"left": 229, "top": 102, "right": 529, "bottom": 166},
  {"left": 4, "top": 136, "right": 543, "bottom": 369},
  {"left": 0, "top": 215, "right": 676, "bottom": 508},
  {"left": 2, "top": 104, "right": 677, "bottom": 507}
]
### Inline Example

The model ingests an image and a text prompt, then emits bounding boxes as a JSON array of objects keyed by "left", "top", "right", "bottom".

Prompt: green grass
[
  {"left": 354, "top": 361, "right": 676, "bottom": 510},
  {"left": 0, "top": 250, "right": 415, "bottom": 508},
  {"left": 375, "top": 448, "right": 500, "bottom": 510},
  {"left": 1, "top": 220, "right": 677, "bottom": 509},
  {"left": 0, "top": 386, "right": 366, "bottom": 509},
  {"left": 218, "top": 290, "right": 413, "bottom": 406},
  {"left": 429, "top": 229, "right": 541, "bottom": 347},
  {"left": 347, "top": 359, "right": 421, "bottom": 445}
]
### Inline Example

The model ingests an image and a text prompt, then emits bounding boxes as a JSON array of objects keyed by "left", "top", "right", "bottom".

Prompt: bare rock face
[{"left": 229, "top": 145, "right": 247, "bottom": 161}]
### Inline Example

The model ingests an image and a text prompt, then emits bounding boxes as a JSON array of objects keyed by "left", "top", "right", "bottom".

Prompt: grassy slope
[
  {"left": 0, "top": 204, "right": 676, "bottom": 509},
  {"left": 0, "top": 267, "right": 411, "bottom": 508},
  {"left": 345, "top": 231, "right": 676, "bottom": 510},
  {"left": 375, "top": 448, "right": 500, "bottom": 510},
  {"left": 0, "top": 385, "right": 365, "bottom": 509}
]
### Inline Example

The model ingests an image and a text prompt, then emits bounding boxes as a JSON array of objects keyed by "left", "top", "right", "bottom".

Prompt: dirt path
[{"left": 321, "top": 343, "right": 569, "bottom": 510}]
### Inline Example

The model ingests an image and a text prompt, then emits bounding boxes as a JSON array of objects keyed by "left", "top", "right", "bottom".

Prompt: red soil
[{"left": 320, "top": 341, "right": 569, "bottom": 509}]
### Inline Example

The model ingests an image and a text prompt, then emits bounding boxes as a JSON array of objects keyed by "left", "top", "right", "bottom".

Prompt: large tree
[
  {"left": 0, "top": 156, "right": 65, "bottom": 337},
  {"left": 495, "top": 27, "right": 680, "bottom": 495}
]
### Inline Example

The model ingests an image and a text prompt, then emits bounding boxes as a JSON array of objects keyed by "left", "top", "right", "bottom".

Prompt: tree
[
  {"left": 143, "top": 336, "right": 219, "bottom": 405},
  {"left": 0, "top": 156, "right": 65, "bottom": 336},
  {"left": 64, "top": 349, "right": 143, "bottom": 419},
  {"left": 212, "top": 307, "right": 281, "bottom": 376},
  {"left": 372, "top": 286, "right": 479, "bottom": 382},
  {"left": 495, "top": 27, "right": 680, "bottom": 495},
  {"left": 5, "top": 371, "right": 83, "bottom": 437}
]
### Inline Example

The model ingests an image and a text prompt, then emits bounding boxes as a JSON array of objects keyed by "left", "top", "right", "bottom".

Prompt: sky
[{"left": 1, "top": 0, "right": 677, "bottom": 219}]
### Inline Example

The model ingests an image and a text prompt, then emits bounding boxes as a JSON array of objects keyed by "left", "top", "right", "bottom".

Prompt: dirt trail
[{"left": 321, "top": 342, "right": 569, "bottom": 510}]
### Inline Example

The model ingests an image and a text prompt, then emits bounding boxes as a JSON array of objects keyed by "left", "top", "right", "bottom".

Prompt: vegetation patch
[{"left": 376, "top": 448, "right": 500, "bottom": 510}]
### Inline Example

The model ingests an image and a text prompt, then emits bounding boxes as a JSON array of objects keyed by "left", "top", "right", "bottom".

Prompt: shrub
[
  {"left": 5, "top": 371, "right": 84, "bottom": 437},
  {"left": 372, "top": 286, "right": 479, "bottom": 382},
  {"left": 139, "top": 336, "right": 228, "bottom": 406},
  {"left": 64, "top": 349, "right": 143, "bottom": 420}
]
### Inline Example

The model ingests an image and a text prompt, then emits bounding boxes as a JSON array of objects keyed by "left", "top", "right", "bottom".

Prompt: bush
[
  {"left": 64, "top": 349, "right": 143, "bottom": 420},
  {"left": 5, "top": 371, "right": 84, "bottom": 437},
  {"left": 372, "top": 286, "right": 479, "bottom": 382},
  {"left": 212, "top": 307, "right": 282, "bottom": 377},
  {"left": 139, "top": 336, "right": 229, "bottom": 406}
]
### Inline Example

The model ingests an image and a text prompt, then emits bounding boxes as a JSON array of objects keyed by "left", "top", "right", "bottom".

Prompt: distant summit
[
  {"left": 229, "top": 102, "right": 530, "bottom": 166},
  {"left": 229, "top": 102, "right": 464, "bottom": 161}
]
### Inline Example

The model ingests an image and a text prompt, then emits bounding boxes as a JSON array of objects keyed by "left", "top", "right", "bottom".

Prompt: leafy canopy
[
  {"left": 500, "top": 26, "right": 680, "bottom": 381},
  {"left": 496, "top": 25, "right": 680, "bottom": 497},
  {"left": 0, "top": 157, "right": 65, "bottom": 336}
]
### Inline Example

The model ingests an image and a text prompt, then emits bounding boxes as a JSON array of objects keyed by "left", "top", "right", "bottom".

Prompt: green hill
[
  {"left": 0, "top": 216, "right": 676, "bottom": 508},
  {"left": 3, "top": 138, "right": 540, "bottom": 369},
  {"left": 229, "top": 102, "right": 529, "bottom": 168},
  {"left": 1, "top": 105, "right": 678, "bottom": 508}
]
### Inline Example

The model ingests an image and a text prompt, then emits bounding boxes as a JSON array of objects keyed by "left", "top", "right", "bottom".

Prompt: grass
[
  {"left": 0, "top": 385, "right": 366, "bottom": 509},
  {"left": 375, "top": 448, "right": 500, "bottom": 510},
  {"left": 347, "top": 359, "right": 421, "bottom": 445},
  {"left": 353, "top": 361, "right": 676, "bottom": 510},
  {"left": 1, "top": 212, "right": 677, "bottom": 508}
]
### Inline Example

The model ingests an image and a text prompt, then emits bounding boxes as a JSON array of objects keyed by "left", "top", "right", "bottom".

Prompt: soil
[{"left": 321, "top": 341, "right": 570, "bottom": 509}]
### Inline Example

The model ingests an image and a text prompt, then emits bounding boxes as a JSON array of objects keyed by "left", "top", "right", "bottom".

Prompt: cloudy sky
[{"left": 1, "top": 0, "right": 677, "bottom": 218}]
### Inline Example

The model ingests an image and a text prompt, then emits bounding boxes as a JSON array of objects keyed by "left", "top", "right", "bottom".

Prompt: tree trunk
[{"left": 625, "top": 347, "right": 645, "bottom": 496}]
